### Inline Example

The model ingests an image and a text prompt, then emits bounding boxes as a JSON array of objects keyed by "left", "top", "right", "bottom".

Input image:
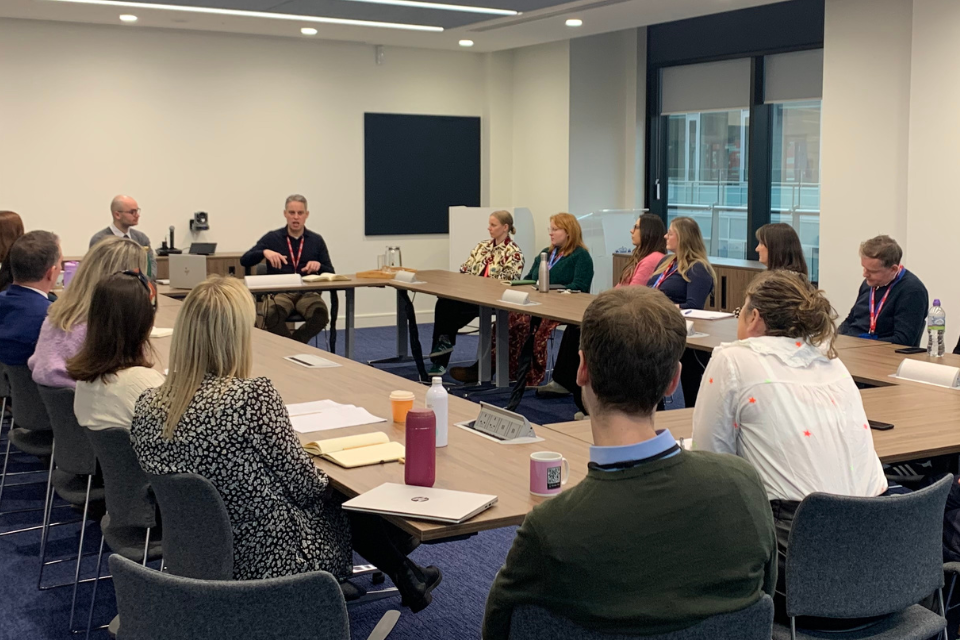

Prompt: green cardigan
[
  {"left": 524, "top": 246, "right": 594, "bottom": 293},
  {"left": 482, "top": 450, "right": 777, "bottom": 639}
]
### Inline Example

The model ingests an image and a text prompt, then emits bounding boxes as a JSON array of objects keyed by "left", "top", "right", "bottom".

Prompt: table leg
[
  {"left": 395, "top": 289, "right": 408, "bottom": 359},
  {"left": 345, "top": 289, "right": 355, "bottom": 360},
  {"left": 478, "top": 307, "right": 492, "bottom": 383},
  {"left": 495, "top": 309, "right": 509, "bottom": 388}
]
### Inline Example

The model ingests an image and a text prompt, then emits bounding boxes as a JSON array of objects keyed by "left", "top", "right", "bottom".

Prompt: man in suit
[
  {"left": 482, "top": 286, "right": 777, "bottom": 639},
  {"left": 89, "top": 195, "right": 157, "bottom": 278},
  {"left": 240, "top": 194, "right": 333, "bottom": 343},
  {"left": 0, "top": 231, "right": 61, "bottom": 366}
]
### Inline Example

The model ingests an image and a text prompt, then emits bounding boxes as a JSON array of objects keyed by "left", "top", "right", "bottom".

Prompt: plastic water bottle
[
  {"left": 538, "top": 252, "right": 549, "bottom": 293},
  {"left": 927, "top": 299, "right": 946, "bottom": 358},
  {"left": 425, "top": 377, "right": 448, "bottom": 448}
]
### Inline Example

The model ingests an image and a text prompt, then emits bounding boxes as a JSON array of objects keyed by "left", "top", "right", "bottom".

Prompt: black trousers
[
  {"left": 347, "top": 511, "right": 418, "bottom": 578},
  {"left": 679, "top": 348, "right": 711, "bottom": 408},
  {"left": 430, "top": 298, "right": 479, "bottom": 368},
  {"left": 551, "top": 326, "right": 584, "bottom": 413}
]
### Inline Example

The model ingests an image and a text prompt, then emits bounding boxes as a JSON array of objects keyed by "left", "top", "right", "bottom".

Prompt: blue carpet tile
[{"left": 1, "top": 322, "right": 682, "bottom": 639}]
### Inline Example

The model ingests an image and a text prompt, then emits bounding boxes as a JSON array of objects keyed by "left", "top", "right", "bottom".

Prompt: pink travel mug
[
  {"left": 404, "top": 409, "right": 436, "bottom": 488},
  {"left": 62, "top": 261, "right": 79, "bottom": 288},
  {"left": 530, "top": 451, "right": 569, "bottom": 497}
]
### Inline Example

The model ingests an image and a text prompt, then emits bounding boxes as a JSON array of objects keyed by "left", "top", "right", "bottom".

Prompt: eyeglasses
[
  {"left": 547, "top": 227, "right": 560, "bottom": 233},
  {"left": 119, "top": 208, "right": 142, "bottom": 215},
  {"left": 733, "top": 306, "right": 742, "bottom": 318},
  {"left": 631, "top": 224, "right": 640, "bottom": 231},
  {"left": 119, "top": 269, "right": 158, "bottom": 312}
]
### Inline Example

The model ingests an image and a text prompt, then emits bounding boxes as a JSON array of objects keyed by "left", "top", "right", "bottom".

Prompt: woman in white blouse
[{"left": 692, "top": 269, "right": 887, "bottom": 627}]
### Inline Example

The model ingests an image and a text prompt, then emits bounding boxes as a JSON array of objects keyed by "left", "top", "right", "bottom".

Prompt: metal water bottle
[
  {"left": 404, "top": 409, "right": 436, "bottom": 487},
  {"left": 538, "top": 251, "right": 549, "bottom": 293}
]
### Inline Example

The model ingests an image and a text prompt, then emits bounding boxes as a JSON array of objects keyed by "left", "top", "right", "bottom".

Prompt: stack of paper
[
  {"left": 681, "top": 310, "right": 734, "bottom": 320},
  {"left": 287, "top": 400, "right": 387, "bottom": 433}
]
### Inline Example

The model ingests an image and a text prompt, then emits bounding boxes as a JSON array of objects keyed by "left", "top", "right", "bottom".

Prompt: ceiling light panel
[{"left": 341, "top": 0, "right": 516, "bottom": 15}]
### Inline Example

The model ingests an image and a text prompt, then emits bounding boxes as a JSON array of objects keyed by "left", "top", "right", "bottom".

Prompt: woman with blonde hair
[
  {"left": 451, "top": 212, "right": 593, "bottom": 385},
  {"left": 429, "top": 210, "right": 524, "bottom": 375},
  {"left": 0, "top": 211, "right": 25, "bottom": 293},
  {"left": 692, "top": 270, "right": 886, "bottom": 626},
  {"left": 648, "top": 216, "right": 716, "bottom": 309},
  {"left": 30, "top": 236, "right": 147, "bottom": 388},
  {"left": 130, "top": 276, "right": 441, "bottom": 611}
]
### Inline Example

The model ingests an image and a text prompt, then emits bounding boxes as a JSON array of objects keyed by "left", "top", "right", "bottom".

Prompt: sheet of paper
[
  {"left": 681, "top": 310, "right": 735, "bottom": 320},
  {"left": 285, "top": 354, "right": 341, "bottom": 369},
  {"left": 287, "top": 400, "right": 387, "bottom": 433},
  {"left": 151, "top": 327, "right": 174, "bottom": 338}
]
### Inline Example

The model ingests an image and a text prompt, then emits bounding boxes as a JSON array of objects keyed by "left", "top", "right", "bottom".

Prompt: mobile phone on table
[
  {"left": 868, "top": 420, "right": 894, "bottom": 431},
  {"left": 895, "top": 347, "right": 926, "bottom": 354}
]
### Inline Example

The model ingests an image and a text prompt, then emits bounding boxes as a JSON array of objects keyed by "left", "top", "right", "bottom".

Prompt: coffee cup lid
[{"left": 390, "top": 390, "right": 415, "bottom": 401}]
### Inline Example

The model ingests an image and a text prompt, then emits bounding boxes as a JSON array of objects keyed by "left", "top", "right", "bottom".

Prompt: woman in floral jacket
[{"left": 428, "top": 210, "right": 524, "bottom": 374}]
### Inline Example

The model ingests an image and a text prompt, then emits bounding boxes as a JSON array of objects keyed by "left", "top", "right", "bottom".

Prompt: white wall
[
  {"left": 568, "top": 30, "right": 639, "bottom": 217},
  {"left": 0, "top": 18, "right": 489, "bottom": 325},
  {"left": 905, "top": 0, "right": 960, "bottom": 348},
  {"left": 819, "top": 0, "right": 913, "bottom": 313},
  {"left": 510, "top": 40, "right": 571, "bottom": 253}
]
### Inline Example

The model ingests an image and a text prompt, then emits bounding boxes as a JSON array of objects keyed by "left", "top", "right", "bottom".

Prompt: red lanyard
[
  {"left": 868, "top": 266, "right": 905, "bottom": 334},
  {"left": 652, "top": 261, "right": 678, "bottom": 290},
  {"left": 286, "top": 236, "right": 304, "bottom": 271}
]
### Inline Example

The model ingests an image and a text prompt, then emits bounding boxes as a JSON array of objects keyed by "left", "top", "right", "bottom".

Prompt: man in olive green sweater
[{"left": 482, "top": 286, "right": 777, "bottom": 639}]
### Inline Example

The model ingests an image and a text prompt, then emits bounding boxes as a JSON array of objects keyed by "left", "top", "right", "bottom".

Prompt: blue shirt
[{"left": 590, "top": 428, "right": 680, "bottom": 471}]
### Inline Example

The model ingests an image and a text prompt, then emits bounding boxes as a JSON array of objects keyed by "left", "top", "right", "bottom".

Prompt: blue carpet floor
[{"left": 1, "top": 322, "right": 683, "bottom": 639}]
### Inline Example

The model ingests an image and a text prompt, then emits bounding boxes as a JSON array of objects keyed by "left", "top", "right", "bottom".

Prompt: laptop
[
  {"left": 341, "top": 483, "right": 497, "bottom": 524},
  {"left": 189, "top": 242, "right": 217, "bottom": 256},
  {"left": 169, "top": 254, "right": 207, "bottom": 290}
]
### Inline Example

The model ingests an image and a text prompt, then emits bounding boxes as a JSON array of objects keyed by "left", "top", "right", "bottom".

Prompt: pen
[{"left": 682, "top": 310, "right": 692, "bottom": 316}]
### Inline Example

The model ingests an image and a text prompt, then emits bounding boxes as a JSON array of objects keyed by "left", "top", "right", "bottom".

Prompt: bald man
[{"left": 89, "top": 195, "right": 157, "bottom": 278}]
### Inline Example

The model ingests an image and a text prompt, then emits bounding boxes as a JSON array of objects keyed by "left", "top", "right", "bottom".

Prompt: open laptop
[
  {"left": 169, "top": 254, "right": 207, "bottom": 290},
  {"left": 341, "top": 483, "right": 497, "bottom": 524},
  {"left": 189, "top": 242, "right": 217, "bottom": 256}
]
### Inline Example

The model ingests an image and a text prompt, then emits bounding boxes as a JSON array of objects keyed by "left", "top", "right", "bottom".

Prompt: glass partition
[{"left": 576, "top": 209, "right": 646, "bottom": 294}]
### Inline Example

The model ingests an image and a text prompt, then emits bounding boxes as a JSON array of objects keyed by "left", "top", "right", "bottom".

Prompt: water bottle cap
[
  {"left": 934, "top": 299, "right": 941, "bottom": 306},
  {"left": 431, "top": 376, "right": 442, "bottom": 385}
]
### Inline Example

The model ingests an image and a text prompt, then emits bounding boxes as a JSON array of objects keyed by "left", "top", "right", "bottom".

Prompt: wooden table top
[
  {"left": 543, "top": 385, "right": 960, "bottom": 464},
  {"left": 151, "top": 294, "right": 589, "bottom": 541},
  {"left": 156, "top": 275, "right": 393, "bottom": 298}
]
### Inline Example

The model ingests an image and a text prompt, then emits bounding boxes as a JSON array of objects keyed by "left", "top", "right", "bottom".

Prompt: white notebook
[{"left": 341, "top": 483, "right": 498, "bottom": 524}]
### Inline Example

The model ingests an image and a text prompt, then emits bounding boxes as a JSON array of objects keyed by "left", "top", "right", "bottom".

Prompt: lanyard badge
[
  {"left": 286, "top": 236, "right": 304, "bottom": 271},
  {"left": 868, "top": 266, "right": 905, "bottom": 334},
  {"left": 653, "top": 261, "right": 678, "bottom": 290}
]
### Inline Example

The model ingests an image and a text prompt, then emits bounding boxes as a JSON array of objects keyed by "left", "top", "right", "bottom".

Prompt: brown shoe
[{"left": 449, "top": 362, "right": 479, "bottom": 383}]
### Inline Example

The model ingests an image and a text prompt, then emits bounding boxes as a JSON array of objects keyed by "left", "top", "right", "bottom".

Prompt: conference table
[
  {"left": 152, "top": 269, "right": 960, "bottom": 543},
  {"left": 151, "top": 293, "right": 590, "bottom": 543}
]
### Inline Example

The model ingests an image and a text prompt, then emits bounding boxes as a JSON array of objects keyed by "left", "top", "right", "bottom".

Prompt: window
[
  {"left": 769, "top": 101, "right": 821, "bottom": 281},
  {"left": 667, "top": 109, "right": 750, "bottom": 259}
]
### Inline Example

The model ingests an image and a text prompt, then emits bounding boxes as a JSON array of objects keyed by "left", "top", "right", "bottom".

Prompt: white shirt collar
[
  {"left": 18, "top": 285, "right": 48, "bottom": 299},
  {"left": 109, "top": 223, "right": 129, "bottom": 238}
]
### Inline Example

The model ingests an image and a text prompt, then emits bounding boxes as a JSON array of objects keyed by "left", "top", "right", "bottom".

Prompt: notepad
[
  {"left": 303, "top": 432, "right": 404, "bottom": 468},
  {"left": 302, "top": 273, "right": 349, "bottom": 282}
]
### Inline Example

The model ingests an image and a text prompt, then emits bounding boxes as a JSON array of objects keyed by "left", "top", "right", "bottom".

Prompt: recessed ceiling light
[
  {"left": 119, "top": 13, "right": 137, "bottom": 21},
  {"left": 301, "top": 27, "right": 318, "bottom": 35},
  {"left": 343, "top": 0, "right": 516, "bottom": 15},
  {"left": 44, "top": 0, "right": 445, "bottom": 32},
  {"left": 565, "top": 18, "right": 582, "bottom": 27},
  {"left": 459, "top": 39, "right": 474, "bottom": 47}
]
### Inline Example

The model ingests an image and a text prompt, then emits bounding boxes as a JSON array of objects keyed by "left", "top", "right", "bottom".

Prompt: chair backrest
[
  {"left": 5, "top": 364, "right": 52, "bottom": 431},
  {"left": 0, "top": 365, "right": 9, "bottom": 398},
  {"left": 508, "top": 595, "right": 774, "bottom": 640},
  {"left": 37, "top": 385, "right": 97, "bottom": 476},
  {"left": 147, "top": 472, "right": 234, "bottom": 580},
  {"left": 84, "top": 427, "right": 156, "bottom": 529},
  {"left": 785, "top": 473, "right": 953, "bottom": 619},
  {"left": 110, "top": 555, "right": 349, "bottom": 640}
]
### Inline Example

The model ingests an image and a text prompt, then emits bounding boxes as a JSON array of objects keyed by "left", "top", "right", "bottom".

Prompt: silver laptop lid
[
  {"left": 341, "top": 483, "right": 497, "bottom": 524},
  {"left": 169, "top": 254, "right": 207, "bottom": 290}
]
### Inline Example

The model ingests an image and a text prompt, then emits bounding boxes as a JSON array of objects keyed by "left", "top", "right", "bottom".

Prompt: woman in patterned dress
[
  {"left": 131, "top": 276, "right": 441, "bottom": 611},
  {"left": 428, "top": 210, "right": 524, "bottom": 375}
]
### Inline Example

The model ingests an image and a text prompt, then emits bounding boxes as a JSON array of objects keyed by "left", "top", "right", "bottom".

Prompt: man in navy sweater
[
  {"left": 240, "top": 195, "right": 334, "bottom": 343},
  {"left": 838, "top": 235, "right": 928, "bottom": 347},
  {"left": 0, "top": 231, "right": 61, "bottom": 366}
]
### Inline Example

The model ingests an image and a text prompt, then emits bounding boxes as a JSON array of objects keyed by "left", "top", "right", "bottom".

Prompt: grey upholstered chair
[
  {"left": 0, "top": 364, "right": 62, "bottom": 537},
  {"left": 37, "top": 384, "right": 106, "bottom": 631},
  {"left": 109, "top": 555, "right": 400, "bottom": 640},
  {"left": 508, "top": 594, "right": 774, "bottom": 639},
  {"left": 771, "top": 474, "right": 952, "bottom": 640},
  {"left": 147, "top": 472, "right": 234, "bottom": 581},
  {"left": 83, "top": 427, "right": 163, "bottom": 638}
]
